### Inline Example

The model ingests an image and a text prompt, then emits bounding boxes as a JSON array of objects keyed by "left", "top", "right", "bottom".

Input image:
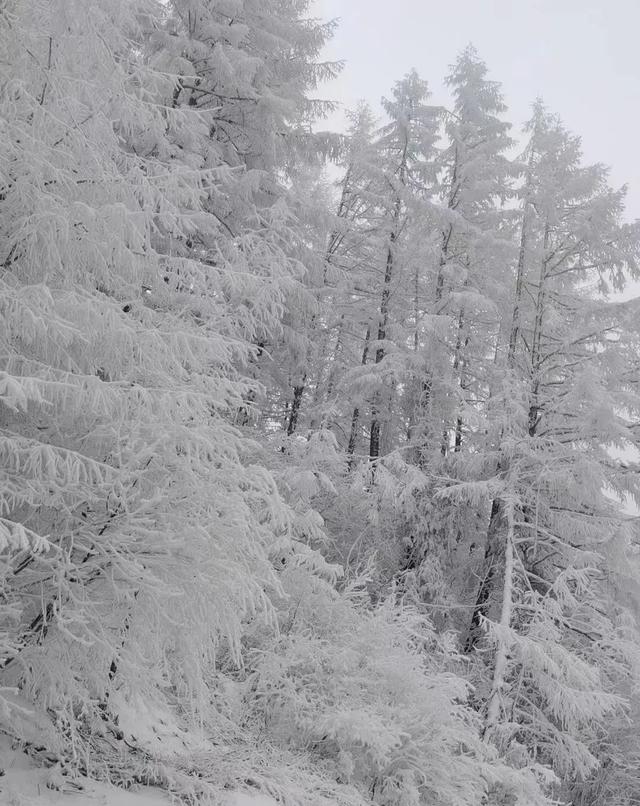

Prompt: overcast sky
[{"left": 313, "top": 0, "right": 640, "bottom": 222}]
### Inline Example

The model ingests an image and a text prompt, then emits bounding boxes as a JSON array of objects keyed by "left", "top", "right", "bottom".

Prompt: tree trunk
[
  {"left": 443, "top": 304, "right": 469, "bottom": 454},
  {"left": 465, "top": 188, "right": 540, "bottom": 652},
  {"left": 435, "top": 224, "right": 453, "bottom": 304},
  {"left": 407, "top": 266, "right": 430, "bottom": 448},
  {"left": 508, "top": 209, "right": 528, "bottom": 363},
  {"left": 367, "top": 245, "right": 391, "bottom": 460},
  {"left": 483, "top": 499, "right": 515, "bottom": 739},
  {"left": 369, "top": 190, "right": 403, "bottom": 460},
  {"left": 286, "top": 379, "right": 306, "bottom": 436},
  {"left": 347, "top": 327, "right": 371, "bottom": 464},
  {"left": 464, "top": 497, "right": 506, "bottom": 652},
  {"left": 507, "top": 146, "right": 535, "bottom": 364},
  {"left": 528, "top": 222, "right": 550, "bottom": 436}
]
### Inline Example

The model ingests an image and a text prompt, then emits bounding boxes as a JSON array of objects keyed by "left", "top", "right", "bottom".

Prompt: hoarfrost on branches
[{"left": 2, "top": 3, "right": 640, "bottom": 806}]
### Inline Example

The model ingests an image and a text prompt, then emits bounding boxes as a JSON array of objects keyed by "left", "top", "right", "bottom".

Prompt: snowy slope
[
  {"left": 0, "top": 734, "right": 169, "bottom": 806},
  {"left": 0, "top": 735, "right": 279, "bottom": 806}
]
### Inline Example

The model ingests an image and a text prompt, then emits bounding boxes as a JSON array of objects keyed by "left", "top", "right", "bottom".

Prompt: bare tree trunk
[
  {"left": 442, "top": 304, "right": 469, "bottom": 455},
  {"left": 507, "top": 146, "right": 535, "bottom": 364},
  {"left": 347, "top": 327, "right": 371, "bottom": 463},
  {"left": 528, "top": 222, "right": 550, "bottom": 436},
  {"left": 286, "top": 379, "right": 306, "bottom": 436},
  {"left": 369, "top": 177, "right": 404, "bottom": 460},
  {"left": 435, "top": 224, "right": 453, "bottom": 304},
  {"left": 483, "top": 498, "right": 515, "bottom": 739},
  {"left": 453, "top": 309, "right": 471, "bottom": 452},
  {"left": 407, "top": 264, "right": 426, "bottom": 444},
  {"left": 433, "top": 156, "right": 464, "bottom": 454},
  {"left": 368, "top": 238, "right": 395, "bottom": 460},
  {"left": 464, "top": 497, "right": 506, "bottom": 652},
  {"left": 508, "top": 211, "right": 529, "bottom": 363}
]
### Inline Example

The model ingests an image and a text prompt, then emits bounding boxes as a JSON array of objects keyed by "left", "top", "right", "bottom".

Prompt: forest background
[{"left": 1, "top": 2, "right": 640, "bottom": 806}]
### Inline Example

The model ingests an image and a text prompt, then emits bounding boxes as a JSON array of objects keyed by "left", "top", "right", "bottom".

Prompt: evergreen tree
[
  {"left": 0, "top": 0, "right": 338, "bottom": 787},
  {"left": 437, "top": 45, "right": 515, "bottom": 454},
  {"left": 4, "top": 6, "right": 640, "bottom": 803},
  {"left": 460, "top": 101, "right": 640, "bottom": 794},
  {"left": 366, "top": 70, "right": 440, "bottom": 461}
]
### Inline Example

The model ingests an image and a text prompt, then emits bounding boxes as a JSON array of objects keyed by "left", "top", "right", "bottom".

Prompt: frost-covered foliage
[
  {"left": 244, "top": 569, "right": 551, "bottom": 806},
  {"left": 0, "top": 0, "right": 331, "bottom": 784},
  {"left": 265, "top": 45, "right": 640, "bottom": 806},
  {"left": 2, "top": 3, "right": 640, "bottom": 806}
]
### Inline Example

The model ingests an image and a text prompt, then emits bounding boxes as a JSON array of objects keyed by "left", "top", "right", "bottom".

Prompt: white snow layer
[{"left": 0, "top": 734, "right": 279, "bottom": 806}]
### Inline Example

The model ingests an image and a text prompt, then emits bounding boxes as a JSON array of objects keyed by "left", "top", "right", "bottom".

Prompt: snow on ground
[
  {"left": 227, "top": 794, "right": 281, "bottom": 806},
  {"left": 0, "top": 735, "right": 279, "bottom": 806},
  {"left": 0, "top": 734, "right": 169, "bottom": 806}
]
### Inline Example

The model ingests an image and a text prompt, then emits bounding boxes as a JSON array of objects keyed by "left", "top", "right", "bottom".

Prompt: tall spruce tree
[
  {"left": 460, "top": 101, "right": 640, "bottom": 793},
  {"left": 0, "top": 0, "right": 338, "bottom": 785}
]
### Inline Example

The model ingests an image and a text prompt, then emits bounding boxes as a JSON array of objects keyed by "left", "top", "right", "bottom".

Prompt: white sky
[{"left": 313, "top": 0, "right": 640, "bottom": 222}]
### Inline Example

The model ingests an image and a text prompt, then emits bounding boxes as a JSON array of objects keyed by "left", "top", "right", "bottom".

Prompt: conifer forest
[{"left": 2, "top": 2, "right": 640, "bottom": 805}]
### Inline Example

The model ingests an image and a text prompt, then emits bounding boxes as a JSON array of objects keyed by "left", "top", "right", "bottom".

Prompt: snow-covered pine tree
[
  {"left": 457, "top": 101, "right": 640, "bottom": 795},
  {"left": 0, "top": 0, "right": 337, "bottom": 787},
  {"left": 5, "top": 5, "right": 640, "bottom": 802},
  {"left": 280, "top": 103, "right": 380, "bottom": 442},
  {"left": 366, "top": 70, "right": 441, "bottom": 462},
  {"left": 388, "top": 50, "right": 515, "bottom": 624},
  {"left": 150, "top": 0, "right": 342, "bottom": 428},
  {"left": 436, "top": 45, "right": 514, "bottom": 455}
]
